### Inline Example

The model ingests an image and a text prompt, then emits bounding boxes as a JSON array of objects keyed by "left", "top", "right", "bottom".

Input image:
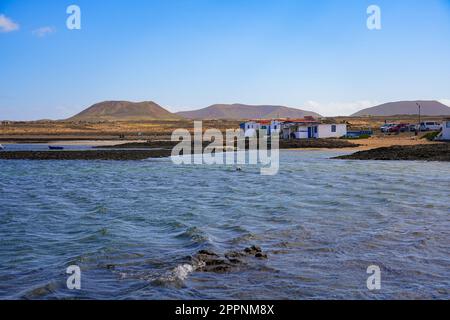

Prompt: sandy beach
[{"left": 348, "top": 134, "right": 441, "bottom": 150}]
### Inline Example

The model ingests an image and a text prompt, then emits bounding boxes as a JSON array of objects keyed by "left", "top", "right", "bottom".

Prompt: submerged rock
[
  {"left": 192, "top": 245, "right": 268, "bottom": 274},
  {"left": 244, "top": 245, "right": 262, "bottom": 255},
  {"left": 197, "top": 249, "right": 219, "bottom": 257}
]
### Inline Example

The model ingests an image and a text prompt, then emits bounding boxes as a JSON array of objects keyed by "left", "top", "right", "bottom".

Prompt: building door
[{"left": 308, "top": 127, "right": 312, "bottom": 138}]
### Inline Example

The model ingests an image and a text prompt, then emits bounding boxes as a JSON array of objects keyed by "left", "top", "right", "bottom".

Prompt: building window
[
  {"left": 447, "top": 121, "right": 450, "bottom": 128},
  {"left": 331, "top": 125, "right": 337, "bottom": 133}
]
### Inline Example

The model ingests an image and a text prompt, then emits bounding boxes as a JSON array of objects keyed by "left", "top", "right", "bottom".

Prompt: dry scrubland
[{"left": 0, "top": 120, "right": 241, "bottom": 141}]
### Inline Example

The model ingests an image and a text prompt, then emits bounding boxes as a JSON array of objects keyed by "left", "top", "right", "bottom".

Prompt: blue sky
[{"left": 1, "top": 0, "right": 450, "bottom": 120}]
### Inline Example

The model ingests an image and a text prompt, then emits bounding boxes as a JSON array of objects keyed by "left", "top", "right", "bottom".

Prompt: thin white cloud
[
  {"left": 32, "top": 26, "right": 55, "bottom": 37},
  {"left": 304, "top": 100, "right": 380, "bottom": 117},
  {"left": 438, "top": 99, "right": 450, "bottom": 107},
  {"left": 0, "top": 14, "right": 19, "bottom": 33}
]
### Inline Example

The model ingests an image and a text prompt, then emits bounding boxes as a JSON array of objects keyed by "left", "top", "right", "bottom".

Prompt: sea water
[{"left": 0, "top": 150, "right": 449, "bottom": 299}]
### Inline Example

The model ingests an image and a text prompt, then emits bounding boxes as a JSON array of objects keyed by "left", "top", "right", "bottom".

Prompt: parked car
[
  {"left": 380, "top": 124, "right": 395, "bottom": 133},
  {"left": 419, "top": 122, "right": 441, "bottom": 131},
  {"left": 388, "top": 123, "right": 410, "bottom": 133}
]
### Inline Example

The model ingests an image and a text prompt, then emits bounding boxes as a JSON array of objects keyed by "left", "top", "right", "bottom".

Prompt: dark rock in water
[
  {"left": 224, "top": 251, "right": 245, "bottom": 259},
  {"left": 204, "top": 258, "right": 229, "bottom": 266},
  {"left": 243, "top": 245, "right": 267, "bottom": 258},
  {"left": 223, "top": 251, "right": 246, "bottom": 265},
  {"left": 226, "top": 257, "right": 243, "bottom": 264},
  {"left": 197, "top": 250, "right": 219, "bottom": 257},
  {"left": 207, "top": 265, "right": 233, "bottom": 273},
  {"left": 194, "top": 253, "right": 233, "bottom": 273},
  {"left": 334, "top": 143, "right": 450, "bottom": 162},
  {"left": 192, "top": 245, "right": 268, "bottom": 274},
  {"left": 244, "top": 245, "right": 262, "bottom": 254}
]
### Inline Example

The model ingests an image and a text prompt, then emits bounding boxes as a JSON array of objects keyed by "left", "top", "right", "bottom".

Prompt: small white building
[
  {"left": 269, "top": 120, "right": 283, "bottom": 136},
  {"left": 282, "top": 121, "right": 347, "bottom": 139},
  {"left": 243, "top": 120, "right": 282, "bottom": 137},
  {"left": 282, "top": 121, "right": 317, "bottom": 139},
  {"left": 243, "top": 121, "right": 260, "bottom": 131},
  {"left": 243, "top": 121, "right": 260, "bottom": 137},
  {"left": 316, "top": 124, "right": 347, "bottom": 138}
]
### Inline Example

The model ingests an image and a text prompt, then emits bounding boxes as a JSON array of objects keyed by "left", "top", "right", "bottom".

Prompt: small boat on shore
[{"left": 48, "top": 146, "right": 64, "bottom": 150}]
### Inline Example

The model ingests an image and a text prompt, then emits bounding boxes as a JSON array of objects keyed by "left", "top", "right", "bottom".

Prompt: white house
[
  {"left": 281, "top": 120, "right": 347, "bottom": 139},
  {"left": 316, "top": 124, "right": 347, "bottom": 138},
  {"left": 282, "top": 120, "right": 317, "bottom": 139},
  {"left": 243, "top": 121, "right": 260, "bottom": 131},
  {"left": 243, "top": 120, "right": 283, "bottom": 137},
  {"left": 243, "top": 121, "right": 260, "bottom": 137},
  {"left": 269, "top": 120, "right": 283, "bottom": 136},
  {"left": 243, "top": 118, "right": 347, "bottom": 140}
]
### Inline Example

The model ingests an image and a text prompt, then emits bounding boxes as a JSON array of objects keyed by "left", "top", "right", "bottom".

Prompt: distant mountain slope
[
  {"left": 352, "top": 100, "right": 450, "bottom": 117},
  {"left": 176, "top": 104, "right": 321, "bottom": 120},
  {"left": 68, "top": 101, "right": 181, "bottom": 121}
]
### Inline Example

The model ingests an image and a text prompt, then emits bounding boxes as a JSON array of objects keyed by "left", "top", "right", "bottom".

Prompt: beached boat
[{"left": 48, "top": 146, "right": 64, "bottom": 150}]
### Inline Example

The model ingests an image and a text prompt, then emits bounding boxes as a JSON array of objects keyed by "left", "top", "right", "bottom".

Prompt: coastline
[
  {"left": 0, "top": 149, "right": 172, "bottom": 161},
  {"left": 0, "top": 132, "right": 445, "bottom": 161},
  {"left": 334, "top": 142, "right": 450, "bottom": 162}
]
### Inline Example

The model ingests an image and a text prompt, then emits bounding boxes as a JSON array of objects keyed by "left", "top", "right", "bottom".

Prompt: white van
[{"left": 419, "top": 122, "right": 441, "bottom": 131}]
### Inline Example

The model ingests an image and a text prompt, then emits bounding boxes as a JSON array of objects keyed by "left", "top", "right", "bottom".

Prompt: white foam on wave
[
  {"left": 116, "top": 260, "right": 206, "bottom": 286},
  {"left": 172, "top": 264, "right": 195, "bottom": 281},
  {"left": 162, "top": 259, "right": 206, "bottom": 284}
]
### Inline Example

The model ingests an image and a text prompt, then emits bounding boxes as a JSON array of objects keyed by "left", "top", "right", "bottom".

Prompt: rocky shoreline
[
  {"left": 334, "top": 143, "right": 450, "bottom": 162},
  {"left": 0, "top": 149, "right": 172, "bottom": 161}
]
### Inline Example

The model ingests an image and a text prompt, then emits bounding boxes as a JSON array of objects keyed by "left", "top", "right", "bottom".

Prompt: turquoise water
[{"left": 0, "top": 150, "right": 449, "bottom": 299}]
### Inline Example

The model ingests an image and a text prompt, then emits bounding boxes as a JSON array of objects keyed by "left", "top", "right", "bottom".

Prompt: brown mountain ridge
[
  {"left": 352, "top": 100, "right": 450, "bottom": 117},
  {"left": 69, "top": 101, "right": 182, "bottom": 121},
  {"left": 176, "top": 103, "right": 322, "bottom": 120}
]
